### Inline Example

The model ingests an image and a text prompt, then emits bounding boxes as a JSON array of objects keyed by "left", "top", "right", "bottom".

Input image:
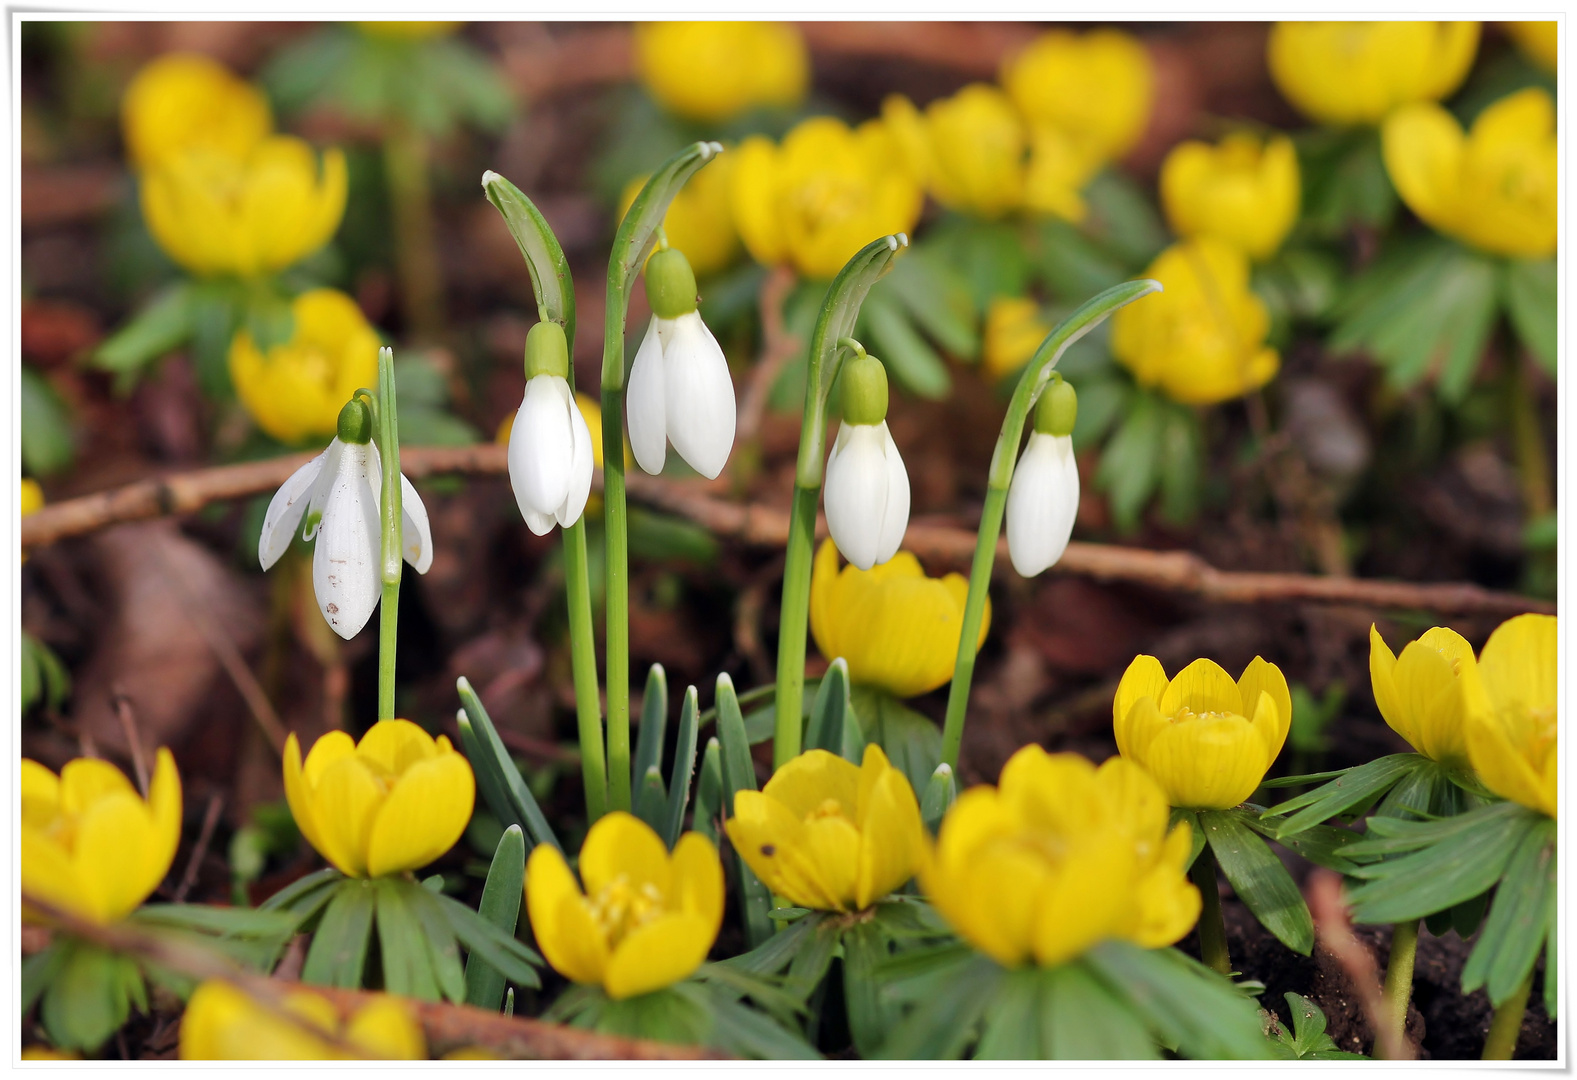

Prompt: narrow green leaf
[
  {"left": 375, "top": 879, "right": 440, "bottom": 1001},
  {"left": 19, "top": 366, "right": 75, "bottom": 477},
  {"left": 717, "top": 672, "right": 773, "bottom": 947},
  {"left": 21, "top": 943, "right": 64, "bottom": 1016},
  {"left": 92, "top": 283, "right": 193, "bottom": 374},
  {"left": 457, "top": 677, "right": 561, "bottom": 853},
  {"left": 663, "top": 685, "right": 701, "bottom": 848},
  {"left": 783, "top": 915, "right": 840, "bottom": 999},
  {"left": 42, "top": 944, "right": 138, "bottom": 1053},
  {"left": 132, "top": 904, "right": 302, "bottom": 941},
  {"left": 691, "top": 737, "right": 723, "bottom": 845},
  {"left": 1247, "top": 819, "right": 1363, "bottom": 875},
  {"left": 1085, "top": 941, "right": 1272, "bottom": 1060},
  {"left": 403, "top": 880, "right": 467, "bottom": 1004},
  {"left": 633, "top": 663, "right": 669, "bottom": 795},
  {"left": 1041, "top": 962, "right": 1158, "bottom": 1060},
  {"left": 634, "top": 765, "right": 667, "bottom": 833},
  {"left": 854, "top": 687, "right": 941, "bottom": 797},
  {"left": 1095, "top": 389, "right": 1164, "bottom": 533},
  {"left": 1463, "top": 818, "right": 1555, "bottom": 1006},
  {"left": 876, "top": 953, "right": 1003, "bottom": 1060},
  {"left": 860, "top": 291, "right": 952, "bottom": 399},
  {"left": 481, "top": 170, "right": 576, "bottom": 347},
  {"left": 718, "top": 909, "right": 821, "bottom": 977},
  {"left": 973, "top": 968, "right": 1043, "bottom": 1059},
  {"left": 1345, "top": 806, "right": 1532, "bottom": 924},
  {"left": 921, "top": 763, "right": 957, "bottom": 834},
  {"left": 805, "top": 657, "right": 852, "bottom": 757},
  {"left": 1504, "top": 257, "right": 1556, "bottom": 374},
  {"left": 673, "top": 982, "right": 822, "bottom": 1060},
  {"left": 465, "top": 824, "right": 526, "bottom": 1010},
  {"left": 1202, "top": 811, "right": 1314, "bottom": 955},
  {"left": 301, "top": 879, "right": 376, "bottom": 988},
  {"left": 607, "top": 142, "right": 724, "bottom": 332},
  {"left": 436, "top": 892, "right": 542, "bottom": 990},
  {"left": 259, "top": 867, "right": 343, "bottom": 912}
]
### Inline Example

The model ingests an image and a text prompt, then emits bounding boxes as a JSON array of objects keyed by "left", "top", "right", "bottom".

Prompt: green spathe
[
  {"left": 1034, "top": 376, "right": 1077, "bottom": 437},
  {"left": 841, "top": 351, "right": 890, "bottom": 426},
  {"left": 337, "top": 398, "right": 373, "bottom": 444},
  {"left": 646, "top": 247, "right": 699, "bottom": 319},
  {"left": 525, "top": 320, "right": 570, "bottom": 380}
]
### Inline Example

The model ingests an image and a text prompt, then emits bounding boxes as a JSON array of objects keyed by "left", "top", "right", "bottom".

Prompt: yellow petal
[
  {"left": 1391, "top": 639, "right": 1470, "bottom": 764},
  {"left": 1113, "top": 655, "right": 1170, "bottom": 754},
  {"left": 1128, "top": 823, "right": 1202, "bottom": 948},
  {"left": 357, "top": 719, "right": 438, "bottom": 778},
  {"left": 669, "top": 832, "right": 725, "bottom": 937},
  {"left": 1382, "top": 103, "right": 1464, "bottom": 233},
  {"left": 1477, "top": 613, "right": 1557, "bottom": 720},
  {"left": 809, "top": 538, "right": 843, "bottom": 665},
  {"left": 524, "top": 843, "right": 607, "bottom": 986},
  {"left": 798, "top": 812, "right": 862, "bottom": 910},
  {"left": 1368, "top": 624, "right": 1414, "bottom": 748},
  {"left": 578, "top": 811, "right": 670, "bottom": 898},
  {"left": 1032, "top": 840, "right": 1135, "bottom": 967},
  {"left": 59, "top": 757, "right": 136, "bottom": 814},
  {"left": 74, "top": 791, "right": 160, "bottom": 922},
  {"left": 725, "top": 791, "right": 839, "bottom": 910},
  {"left": 1092, "top": 755, "right": 1170, "bottom": 843},
  {"left": 941, "top": 840, "right": 1049, "bottom": 968},
  {"left": 344, "top": 998, "right": 426, "bottom": 1060},
  {"left": 1236, "top": 657, "right": 1291, "bottom": 760},
  {"left": 604, "top": 912, "right": 715, "bottom": 999},
  {"left": 21, "top": 759, "right": 60, "bottom": 829},
  {"left": 284, "top": 734, "right": 330, "bottom": 871},
  {"left": 1143, "top": 714, "right": 1270, "bottom": 810},
  {"left": 366, "top": 752, "right": 474, "bottom": 876},
  {"left": 21, "top": 824, "right": 88, "bottom": 921},
  {"left": 1000, "top": 747, "right": 1102, "bottom": 837},
  {"left": 143, "top": 748, "right": 185, "bottom": 905},
  {"left": 302, "top": 730, "right": 358, "bottom": 787},
  {"left": 1159, "top": 657, "right": 1244, "bottom": 718},
  {"left": 310, "top": 755, "right": 386, "bottom": 877},
  {"left": 853, "top": 763, "right": 923, "bottom": 907},
  {"left": 762, "top": 749, "right": 861, "bottom": 821},
  {"left": 729, "top": 135, "right": 786, "bottom": 268},
  {"left": 1465, "top": 704, "right": 1550, "bottom": 816}
]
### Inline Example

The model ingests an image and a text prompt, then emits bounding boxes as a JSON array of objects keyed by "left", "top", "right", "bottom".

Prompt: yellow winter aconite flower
[
  {"left": 355, "top": 21, "right": 461, "bottom": 41},
  {"left": 179, "top": 980, "right": 426, "bottom": 1060},
  {"left": 283, "top": 720, "right": 475, "bottom": 878},
  {"left": 142, "top": 137, "right": 347, "bottom": 278},
  {"left": 1382, "top": 88, "right": 1557, "bottom": 259},
  {"left": 1000, "top": 28, "right": 1154, "bottom": 165},
  {"left": 982, "top": 296, "right": 1051, "bottom": 380},
  {"left": 1160, "top": 133, "right": 1301, "bottom": 261},
  {"left": 121, "top": 53, "right": 271, "bottom": 171},
  {"left": 21, "top": 477, "right": 43, "bottom": 517},
  {"left": 1368, "top": 623, "right": 1483, "bottom": 766},
  {"left": 1267, "top": 22, "right": 1480, "bottom": 126},
  {"left": 732, "top": 115, "right": 923, "bottom": 280},
  {"left": 1110, "top": 238, "right": 1279, "bottom": 406},
  {"left": 727, "top": 744, "right": 924, "bottom": 912},
  {"left": 810, "top": 539, "right": 989, "bottom": 699},
  {"left": 619, "top": 152, "right": 741, "bottom": 277},
  {"left": 1114, "top": 654, "right": 1293, "bottom": 810},
  {"left": 1465, "top": 614, "right": 1557, "bottom": 818},
  {"left": 21, "top": 749, "right": 182, "bottom": 924},
  {"left": 634, "top": 22, "right": 808, "bottom": 123},
  {"left": 229, "top": 289, "right": 380, "bottom": 445},
  {"left": 1504, "top": 22, "right": 1557, "bottom": 73},
  {"left": 922, "top": 747, "right": 1199, "bottom": 969},
  {"left": 525, "top": 812, "right": 723, "bottom": 1000},
  {"left": 884, "top": 86, "right": 1026, "bottom": 219}
]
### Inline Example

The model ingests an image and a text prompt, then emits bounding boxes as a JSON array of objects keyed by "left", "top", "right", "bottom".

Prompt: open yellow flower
[
  {"left": 1505, "top": 21, "right": 1557, "bottom": 73},
  {"left": 982, "top": 296, "right": 1051, "bottom": 381},
  {"left": 141, "top": 137, "right": 347, "bottom": 278},
  {"left": 1110, "top": 238, "right": 1279, "bottom": 405},
  {"left": 1114, "top": 654, "right": 1292, "bottom": 809},
  {"left": 731, "top": 116, "right": 923, "bottom": 280},
  {"left": 21, "top": 749, "right": 182, "bottom": 924},
  {"left": 525, "top": 812, "right": 723, "bottom": 1000},
  {"left": 923, "top": 747, "right": 1199, "bottom": 969},
  {"left": 619, "top": 151, "right": 740, "bottom": 277},
  {"left": 883, "top": 86, "right": 1026, "bottom": 220},
  {"left": 1382, "top": 88, "right": 1556, "bottom": 259},
  {"left": 121, "top": 53, "right": 271, "bottom": 171},
  {"left": 283, "top": 720, "right": 475, "bottom": 878},
  {"left": 1000, "top": 29, "right": 1153, "bottom": 165},
  {"left": 179, "top": 980, "right": 425, "bottom": 1060},
  {"left": 1465, "top": 614, "right": 1556, "bottom": 817},
  {"left": 1369, "top": 623, "right": 1482, "bottom": 766},
  {"left": 1160, "top": 133, "right": 1300, "bottom": 261},
  {"left": 634, "top": 22, "right": 808, "bottom": 123},
  {"left": 229, "top": 289, "right": 381, "bottom": 445},
  {"left": 810, "top": 539, "right": 989, "bottom": 699},
  {"left": 726, "top": 744, "right": 924, "bottom": 912},
  {"left": 1267, "top": 22, "right": 1480, "bottom": 126}
]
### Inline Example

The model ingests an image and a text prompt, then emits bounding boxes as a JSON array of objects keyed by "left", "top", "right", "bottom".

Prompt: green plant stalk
[
  {"left": 1189, "top": 844, "right": 1232, "bottom": 976},
  {"left": 383, "top": 118, "right": 443, "bottom": 342},
  {"left": 376, "top": 347, "right": 402, "bottom": 722},
  {"left": 772, "top": 486, "right": 819, "bottom": 768},
  {"left": 940, "top": 279, "right": 1161, "bottom": 770},
  {"left": 1381, "top": 918, "right": 1419, "bottom": 1049},
  {"left": 563, "top": 520, "right": 607, "bottom": 821},
  {"left": 1481, "top": 971, "right": 1532, "bottom": 1060}
]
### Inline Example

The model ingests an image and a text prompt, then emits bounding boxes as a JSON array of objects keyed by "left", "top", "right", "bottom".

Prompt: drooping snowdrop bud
[
  {"left": 257, "top": 398, "right": 434, "bottom": 639},
  {"left": 1005, "top": 375, "right": 1080, "bottom": 577},
  {"left": 824, "top": 346, "right": 910, "bottom": 571},
  {"left": 626, "top": 246, "right": 736, "bottom": 479},
  {"left": 508, "top": 321, "right": 594, "bottom": 535}
]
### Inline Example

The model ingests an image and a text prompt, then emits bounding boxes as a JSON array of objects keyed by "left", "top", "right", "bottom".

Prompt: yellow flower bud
[
  {"left": 1504, "top": 21, "right": 1557, "bottom": 73},
  {"left": 731, "top": 116, "right": 923, "bottom": 280},
  {"left": 1110, "top": 239, "right": 1279, "bottom": 406},
  {"left": 619, "top": 152, "right": 740, "bottom": 278},
  {"left": 525, "top": 812, "right": 723, "bottom": 1000},
  {"left": 141, "top": 137, "right": 347, "bottom": 278},
  {"left": 1160, "top": 133, "right": 1301, "bottom": 261},
  {"left": 228, "top": 289, "right": 381, "bottom": 446},
  {"left": 982, "top": 296, "right": 1051, "bottom": 381},
  {"left": 726, "top": 744, "right": 924, "bottom": 912},
  {"left": 121, "top": 53, "right": 272, "bottom": 171},
  {"left": 1114, "top": 654, "right": 1292, "bottom": 809},
  {"left": 634, "top": 22, "right": 808, "bottom": 123},
  {"left": 21, "top": 749, "right": 182, "bottom": 924},
  {"left": 922, "top": 747, "right": 1199, "bottom": 968},
  {"left": 809, "top": 539, "right": 988, "bottom": 699},
  {"left": 1267, "top": 22, "right": 1480, "bottom": 126},
  {"left": 1382, "top": 88, "right": 1556, "bottom": 259},
  {"left": 1368, "top": 623, "right": 1482, "bottom": 766},
  {"left": 179, "top": 980, "right": 426, "bottom": 1060},
  {"left": 1000, "top": 29, "right": 1154, "bottom": 166},
  {"left": 1464, "top": 614, "right": 1556, "bottom": 818},
  {"left": 355, "top": 21, "right": 461, "bottom": 41},
  {"left": 282, "top": 720, "right": 475, "bottom": 878}
]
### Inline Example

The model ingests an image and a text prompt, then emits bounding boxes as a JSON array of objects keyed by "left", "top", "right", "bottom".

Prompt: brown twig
[
  {"left": 173, "top": 793, "right": 224, "bottom": 904},
  {"left": 110, "top": 686, "right": 150, "bottom": 796},
  {"left": 21, "top": 446, "right": 1553, "bottom": 617},
  {"left": 1306, "top": 870, "right": 1412, "bottom": 1061},
  {"left": 736, "top": 265, "right": 800, "bottom": 443}
]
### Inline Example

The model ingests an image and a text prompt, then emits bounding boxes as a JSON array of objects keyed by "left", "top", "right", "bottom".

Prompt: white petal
[
  {"left": 557, "top": 384, "right": 595, "bottom": 529},
  {"left": 873, "top": 421, "right": 911, "bottom": 566},
  {"left": 522, "top": 507, "right": 558, "bottom": 535},
  {"left": 302, "top": 439, "right": 345, "bottom": 541},
  {"left": 312, "top": 443, "right": 382, "bottom": 639},
  {"left": 400, "top": 475, "right": 433, "bottom": 574},
  {"left": 258, "top": 449, "right": 326, "bottom": 571},
  {"left": 823, "top": 423, "right": 890, "bottom": 571},
  {"left": 626, "top": 316, "right": 668, "bottom": 475},
  {"left": 663, "top": 311, "right": 735, "bottom": 480},
  {"left": 654, "top": 314, "right": 677, "bottom": 353},
  {"left": 1006, "top": 433, "right": 1079, "bottom": 577},
  {"left": 508, "top": 375, "right": 575, "bottom": 519}
]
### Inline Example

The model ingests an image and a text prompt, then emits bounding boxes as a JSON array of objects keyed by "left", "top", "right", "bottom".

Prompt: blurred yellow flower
[
  {"left": 982, "top": 296, "right": 1050, "bottom": 381},
  {"left": 619, "top": 153, "right": 740, "bottom": 277},
  {"left": 732, "top": 116, "right": 923, "bottom": 280},
  {"left": 1382, "top": 88, "right": 1556, "bottom": 259},
  {"left": 22, "top": 477, "right": 43, "bottom": 519},
  {"left": 1160, "top": 133, "right": 1300, "bottom": 260},
  {"left": 1504, "top": 21, "right": 1557, "bottom": 73},
  {"left": 810, "top": 539, "right": 988, "bottom": 699},
  {"left": 922, "top": 747, "right": 1199, "bottom": 969},
  {"left": 355, "top": 21, "right": 461, "bottom": 41},
  {"left": 727, "top": 744, "right": 924, "bottom": 912},
  {"left": 141, "top": 137, "right": 347, "bottom": 278},
  {"left": 525, "top": 811, "right": 723, "bottom": 1000},
  {"left": 1110, "top": 238, "right": 1279, "bottom": 405},
  {"left": 20, "top": 1047, "right": 79, "bottom": 1061},
  {"left": 229, "top": 289, "right": 380, "bottom": 445},
  {"left": 1465, "top": 614, "right": 1556, "bottom": 817},
  {"left": 121, "top": 53, "right": 271, "bottom": 171},
  {"left": 634, "top": 22, "right": 808, "bottom": 123},
  {"left": 884, "top": 86, "right": 1025, "bottom": 219},
  {"left": 283, "top": 720, "right": 475, "bottom": 878},
  {"left": 1000, "top": 29, "right": 1154, "bottom": 165},
  {"left": 1267, "top": 22, "right": 1480, "bottom": 126},
  {"left": 1369, "top": 624, "right": 1482, "bottom": 766},
  {"left": 179, "top": 980, "right": 425, "bottom": 1060},
  {"left": 21, "top": 749, "right": 181, "bottom": 924},
  {"left": 1114, "top": 654, "right": 1292, "bottom": 809}
]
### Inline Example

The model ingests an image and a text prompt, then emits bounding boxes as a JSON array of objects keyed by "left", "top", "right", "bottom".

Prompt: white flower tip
[
  {"left": 699, "top": 140, "right": 723, "bottom": 160},
  {"left": 481, "top": 169, "right": 501, "bottom": 189},
  {"left": 379, "top": 345, "right": 393, "bottom": 363},
  {"left": 890, "top": 233, "right": 908, "bottom": 250},
  {"left": 716, "top": 671, "right": 735, "bottom": 693},
  {"left": 1141, "top": 277, "right": 1163, "bottom": 296},
  {"left": 932, "top": 763, "right": 952, "bottom": 780}
]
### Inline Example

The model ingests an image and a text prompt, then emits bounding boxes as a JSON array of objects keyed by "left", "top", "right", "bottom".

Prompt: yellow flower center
[
  {"left": 1524, "top": 704, "right": 1557, "bottom": 764},
  {"left": 587, "top": 873, "right": 665, "bottom": 947},
  {"left": 808, "top": 798, "right": 849, "bottom": 822},
  {"left": 1169, "top": 706, "right": 1238, "bottom": 725}
]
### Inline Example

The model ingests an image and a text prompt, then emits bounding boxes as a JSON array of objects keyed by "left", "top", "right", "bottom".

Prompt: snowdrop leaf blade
[
  {"left": 260, "top": 450, "right": 326, "bottom": 570},
  {"left": 482, "top": 171, "right": 576, "bottom": 347},
  {"left": 663, "top": 312, "right": 736, "bottom": 480},
  {"left": 626, "top": 317, "right": 669, "bottom": 475}
]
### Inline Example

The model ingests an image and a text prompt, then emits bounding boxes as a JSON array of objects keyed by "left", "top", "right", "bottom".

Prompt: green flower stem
[
  {"left": 1189, "top": 844, "right": 1232, "bottom": 976},
  {"left": 375, "top": 347, "right": 402, "bottom": 722},
  {"left": 941, "top": 279, "right": 1161, "bottom": 771},
  {"left": 1481, "top": 971, "right": 1532, "bottom": 1060},
  {"left": 1381, "top": 919, "right": 1419, "bottom": 1051},
  {"left": 383, "top": 119, "right": 443, "bottom": 342},
  {"left": 600, "top": 383, "right": 632, "bottom": 813},
  {"left": 562, "top": 519, "right": 607, "bottom": 821},
  {"left": 772, "top": 485, "right": 819, "bottom": 768}
]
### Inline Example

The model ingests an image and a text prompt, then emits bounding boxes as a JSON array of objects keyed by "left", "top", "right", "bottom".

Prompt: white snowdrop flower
[
  {"left": 822, "top": 346, "right": 909, "bottom": 571},
  {"left": 1005, "top": 376, "right": 1080, "bottom": 577},
  {"left": 626, "top": 246, "right": 736, "bottom": 480},
  {"left": 257, "top": 400, "right": 433, "bottom": 639},
  {"left": 507, "top": 321, "right": 594, "bottom": 535}
]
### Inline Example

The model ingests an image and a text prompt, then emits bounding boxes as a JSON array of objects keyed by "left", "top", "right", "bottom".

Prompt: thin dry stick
[
  {"left": 110, "top": 686, "right": 150, "bottom": 797},
  {"left": 1306, "top": 869, "right": 1412, "bottom": 1062},
  {"left": 172, "top": 793, "right": 224, "bottom": 904},
  {"left": 736, "top": 265, "right": 800, "bottom": 443}
]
